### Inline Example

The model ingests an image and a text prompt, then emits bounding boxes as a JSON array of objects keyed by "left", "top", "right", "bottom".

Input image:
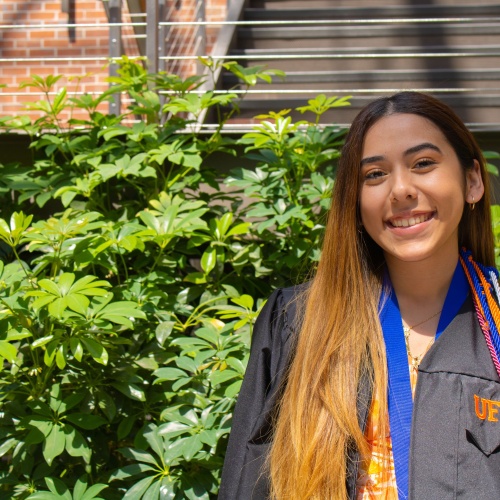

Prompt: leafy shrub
[{"left": 0, "top": 59, "right": 349, "bottom": 498}]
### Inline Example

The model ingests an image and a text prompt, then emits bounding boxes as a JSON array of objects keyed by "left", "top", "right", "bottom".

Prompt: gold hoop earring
[{"left": 470, "top": 196, "right": 476, "bottom": 211}]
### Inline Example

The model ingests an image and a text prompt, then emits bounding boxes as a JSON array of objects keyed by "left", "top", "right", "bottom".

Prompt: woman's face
[{"left": 359, "top": 113, "right": 484, "bottom": 266}]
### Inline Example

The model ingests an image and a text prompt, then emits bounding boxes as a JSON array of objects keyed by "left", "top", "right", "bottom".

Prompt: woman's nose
[{"left": 390, "top": 168, "right": 417, "bottom": 203}]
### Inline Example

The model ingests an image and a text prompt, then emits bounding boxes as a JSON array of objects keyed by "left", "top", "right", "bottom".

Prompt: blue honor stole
[{"left": 378, "top": 261, "right": 469, "bottom": 499}]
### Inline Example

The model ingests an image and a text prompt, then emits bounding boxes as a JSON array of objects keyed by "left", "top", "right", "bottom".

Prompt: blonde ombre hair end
[{"left": 269, "top": 92, "right": 494, "bottom": 499}]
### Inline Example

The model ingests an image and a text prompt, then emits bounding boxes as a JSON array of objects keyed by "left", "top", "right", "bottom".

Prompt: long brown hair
[{"left": 269, "top": 92, "right": 494, "bottom": 499}]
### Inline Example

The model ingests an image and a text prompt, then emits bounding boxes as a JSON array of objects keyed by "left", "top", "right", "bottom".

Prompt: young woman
[{"left": 219, "top": 92, "right": 500, "bottom": 499}]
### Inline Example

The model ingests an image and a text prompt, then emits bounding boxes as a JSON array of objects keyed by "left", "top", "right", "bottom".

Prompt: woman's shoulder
[
  {"left": 260, "top": 282, "right": 309, "bottom": 328},
  {"left": 276, "top": 281, "right": 309, "bottom": 309},
  {"left": 249, "top": 282, "right": 310, "bottom": 356}
]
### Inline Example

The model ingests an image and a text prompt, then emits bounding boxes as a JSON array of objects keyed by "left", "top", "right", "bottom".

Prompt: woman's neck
[{"left": 385, "top": 247, "right": 459, "bottom": 315}]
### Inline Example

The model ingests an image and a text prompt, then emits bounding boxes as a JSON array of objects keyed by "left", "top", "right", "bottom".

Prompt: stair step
[
  {"left": 224, "top": 95, "right": 500, "bottom": 130},
  {"left": 237, "top": 23, "right": 500, "bottom": 41},
  {"left": 232, "top": 95, "right": 500, "bottom": 108},
  {"left": 223, "top": 69, "right": 500, "bottom": 84},
  {"left": 245, "top": 5, "right": 500, "bottom": 20},
  {"left": 232, "top": 44, "right": 500, "bottom": 57},
  {"left": 226, "top": 55, "right": 500, "bottom": 73}
]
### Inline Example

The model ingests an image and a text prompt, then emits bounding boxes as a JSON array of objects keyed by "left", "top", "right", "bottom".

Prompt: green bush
[{"left": 0, "top": 59, "right": 349, "bottom": 498}]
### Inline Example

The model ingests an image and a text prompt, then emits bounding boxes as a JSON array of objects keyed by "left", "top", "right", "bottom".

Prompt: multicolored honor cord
[{"left": 459, "top": 248, "right": 500, "bottom": 378}]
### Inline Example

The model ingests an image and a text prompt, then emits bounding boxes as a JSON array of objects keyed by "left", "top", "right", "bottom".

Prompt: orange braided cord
[
  {"left": 460, "top": 255, "right": 488, "bottom": 320},
  {"left": 469, "top": 257, "right": 500, "bottom": 328}
]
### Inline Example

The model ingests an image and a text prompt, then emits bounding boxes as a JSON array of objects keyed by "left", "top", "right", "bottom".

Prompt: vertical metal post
[
  {"left": 158, "top": 0, "right": 167, "bottom": 73},
  {"left": 108, "top": 0, "right": 122, "bottom": 115},
  {"left": 146, "top": 0, "right": 159, "bottom": 74},
  {"left": 158, "top": 0, "right": 168, "bottom": 121},
  {"left": 67, "top": 0, "right": 76, "bottom": 43},
  {"left": 196, "top": 0, "right": 206, "bottom": 76}
]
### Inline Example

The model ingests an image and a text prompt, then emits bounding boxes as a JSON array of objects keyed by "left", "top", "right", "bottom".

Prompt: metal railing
[{"left": 1, "top": 1, "right": 500, "bottom": 130}]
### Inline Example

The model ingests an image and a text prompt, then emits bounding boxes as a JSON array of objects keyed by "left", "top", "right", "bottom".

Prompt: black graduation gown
[
  {"left": 219, "top": 287, "right": 500, "bottom": 499},
  {"left": 218, "top": 286, "right": 370, "bottom": 499}
]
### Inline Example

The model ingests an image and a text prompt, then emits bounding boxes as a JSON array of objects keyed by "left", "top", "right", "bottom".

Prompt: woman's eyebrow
[
  {"left": 360, "top": 142, "right": 442, "bottom": 167},
  {"left": 360, "top": 155, "right": 384, "bottom": 167},
  {"left": 404, "top": 142, "right": 442, "bottom": 156}
]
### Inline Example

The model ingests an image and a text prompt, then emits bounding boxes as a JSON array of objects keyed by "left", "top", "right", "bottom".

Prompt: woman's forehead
[{"left": 362, "top": 113, "right": 450, "bottom": 156}]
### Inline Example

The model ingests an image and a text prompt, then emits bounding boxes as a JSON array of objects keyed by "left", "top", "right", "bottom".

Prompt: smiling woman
[
  {"left": 359, "top": 113, "right": 484, "bottom": 268},
  {"left": 219, "top": 92, "right": 500, "bottom": 500}
]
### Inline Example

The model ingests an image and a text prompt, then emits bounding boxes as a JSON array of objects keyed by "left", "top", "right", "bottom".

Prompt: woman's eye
[
  {"left": 364, "top": 169, "right": 385, "bottom": 180},
  {"left": 414, "top": 159, "right": 436, "bottom": 169}
]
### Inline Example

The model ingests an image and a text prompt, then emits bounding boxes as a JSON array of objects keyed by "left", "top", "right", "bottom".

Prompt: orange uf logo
[{"left": 474, "top": 394, "right": 500, "bottom": 422}]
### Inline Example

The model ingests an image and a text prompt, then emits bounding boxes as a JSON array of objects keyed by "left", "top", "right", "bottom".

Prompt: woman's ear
[{"left": 466, "top": 159, "right": 485, "bottom": 205}]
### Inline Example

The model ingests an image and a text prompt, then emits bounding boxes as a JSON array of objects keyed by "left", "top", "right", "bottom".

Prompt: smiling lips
[{"left": 389, "top": 212, "right": 433, "bottom": 228}]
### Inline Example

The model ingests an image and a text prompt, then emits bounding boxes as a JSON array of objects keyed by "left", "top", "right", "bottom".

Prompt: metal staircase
[{"left": 218, "top": 0, "right": 500, "bottom": 131}]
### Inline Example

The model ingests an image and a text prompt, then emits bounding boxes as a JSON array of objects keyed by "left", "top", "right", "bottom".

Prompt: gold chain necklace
[{"left": 402, "top": 309, "right": 442, "bottom": 370}]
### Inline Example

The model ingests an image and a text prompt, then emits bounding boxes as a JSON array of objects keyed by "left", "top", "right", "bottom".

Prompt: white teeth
[{"left": 391, "top": 214, "right": 431, "bottom": 227}]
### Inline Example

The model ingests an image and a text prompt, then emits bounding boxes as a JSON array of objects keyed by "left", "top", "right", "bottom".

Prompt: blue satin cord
[{"left": 379, "top": 261, "right": 469, "bottom": 499}]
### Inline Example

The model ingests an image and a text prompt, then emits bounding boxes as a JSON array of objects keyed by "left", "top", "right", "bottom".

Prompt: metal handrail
[
  {"left": 3, "top": 16, "right": 500, "bottom": 30},
  {"left": 159, "top": 18, "right": 500, "bottom": 25},
  {"left": 160, "top": 51, "right": 500, "bottom": 60}
]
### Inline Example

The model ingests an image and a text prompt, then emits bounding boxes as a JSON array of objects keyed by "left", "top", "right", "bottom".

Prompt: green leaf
[
  {"left": 201, "top": 247, "right": 216, "bottom": 274},
  {"left": 153, "top": 367, "right": 188, "bottom": 382},
  {"left": 0, "top": 340, "right": 17, "bottom": 363},
  {"left": 58, "top": 272, "right": 76, "bottom": 294},
  {"left": 81, "top": 338, "right": 108, "bottom": 365},
  {"left": 71, "top": 275, "right": 111, "bottom": 294},
  {"left": 43, "top": 424, "right": 65, "bottom": 466},
  {"left": 26, "top": 417, "right": 53, "bottom": 437},
  {"left": 209, "top": 369, "right": 240, "bottom": 386},
  {"left": 66, "top": 294, "right": 89, "bottom": 315},
  {"left": 111, "top": 382, "right": 146, "bottom": 401},
  {"left": 143, "top": 424, "right": 164, "bottom": 459},
  {"left": 65, "top": 413, "right": 107, "bottom": 430},
  {"left": 224, "top": 380, "right": 243, "bottom": 398},
  {"left": 181, "top": 434, "right": 203, "bottom": 461},
  {"left": 64, "top": 425, "right": 91, "bottom": 463},
  {"left": 26, "top": 493, "right": 60, "bottom": 500},
  {"left": 142, "top": 480, "right": 161, "bottom": 500},
  {"left": 217, "top": 212, "right": 233, "bottom": 237},
  {"left": 56, "top": 343, "right": 67, "bottom": 369},
  {"left": 31, "top": 335, "right": 55, "bottom": 349},
  {"left": 31, "top": 295, "right": 57, "bottom": 311},
  {"left": 123, "top": 476, "right": 154, "bottom": 499},
  {"left": 6, "top": 328, "right": 32, "bottom": 341},
  {"left": 118, "top": 447, "right": 159, "bottom": 466},
  {"left": 226, "top": 222, "right": 251, "bottom": 237},
  {"left": 0, "top": 438, "right": 16, "bottom": 458},
  {"left": 70, "top": 338, "right": 84, "bottom": 362},
  {"left": 38, "top": 279, "right": 61, "bottom": 296},
  {"left": 155, "top": 321, "right": 175, "bottom": 346},
  {"left": 73, "top": 474, "right": 88, "bottom": 500},
  {"left": 98, "top": 301, "right": 146, "bottom": 318},
  {"left": 159, "top": 477, "right": 177, "bottom": 499},
  {"left": 109, "top": 463, "right": 154, "bottom": 481},
  {"left": 96, "top": 389, "right": 116, "bottom": 422},
  {"left": 117, "top": 415, "right": 136, "bottom": 440},
  {"left": 232, "top": 294, "right": 254, "bottom": 310},
  {"left": 81, "top": 483, "right": 108, "bottom": 500},
  {"left": 183, "top": 272, "right": 207, "bottom": 284},
  {"left": 158, "top": 421, "right": 191, "bottom": 439},
  {"left": 44, "top": 477, "right": 71, "bottom": 500},
  {"left": 48, "top": 297, "right": 68, "bottom": 318},
  {"left": 61, "top": 391, "right": 86, "bottom": 413}
]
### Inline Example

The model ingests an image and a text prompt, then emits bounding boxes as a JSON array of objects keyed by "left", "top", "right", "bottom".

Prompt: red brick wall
[{"left": 0, "top": 0, "right": 227, "bottom": 121}]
